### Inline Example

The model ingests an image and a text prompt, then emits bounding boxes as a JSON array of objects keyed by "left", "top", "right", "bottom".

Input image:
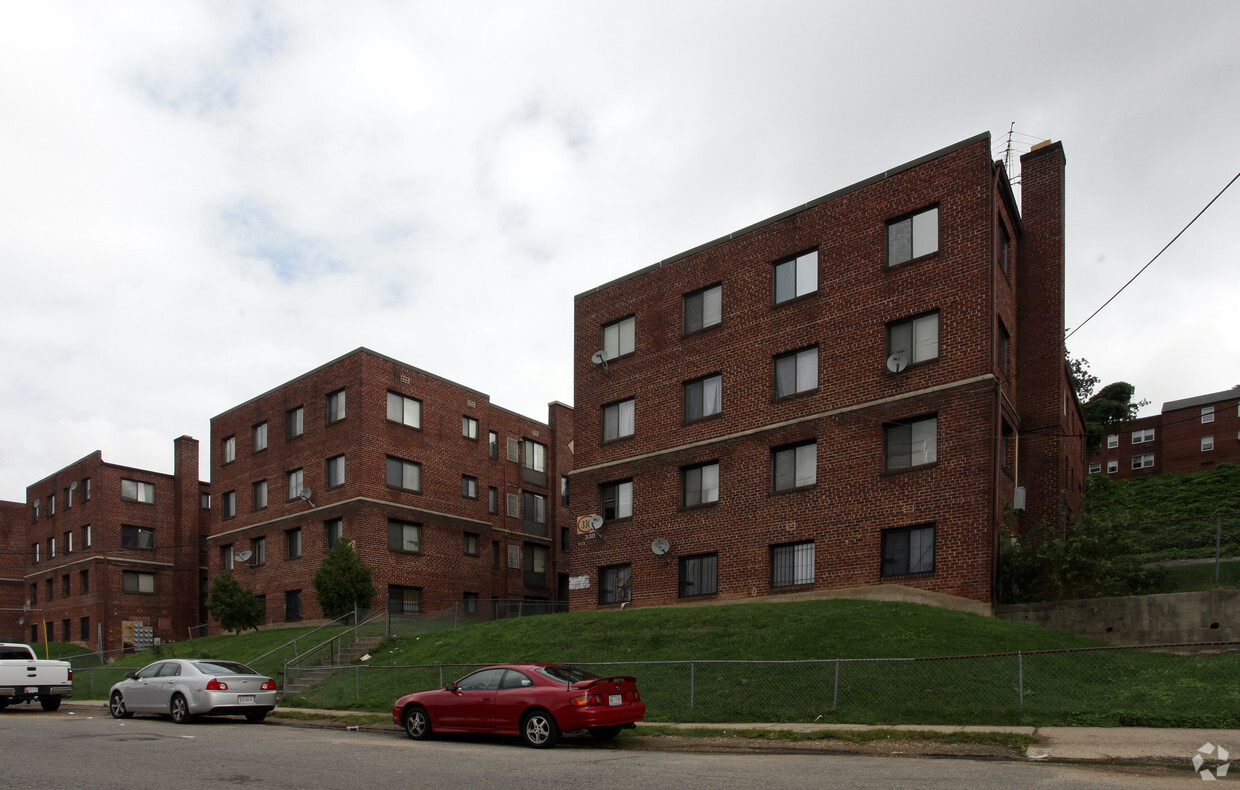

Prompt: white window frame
[
  {"left": 1202, "top": 406, "right": 1215, "bottom": 423},
  {"left": 1107, "top": 459, "right": 1119, "bottom": 474},
  {"left": 1202, "top": 436, "right": 1214, "bottom": 452},
  {"left": 1106, "top": 434, "right": 1119, "bottom": 449},
  {"left": 1132, "top": 453, "right": 1155, "bottom": 470},
  {"left": 1131, "top": 428, "right": 1155, "bottom": 444}
]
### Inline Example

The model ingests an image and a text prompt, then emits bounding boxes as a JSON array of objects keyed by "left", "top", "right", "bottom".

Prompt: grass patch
[{"left": 1159, "top": 560, "right": 1240, "bottom": 592}]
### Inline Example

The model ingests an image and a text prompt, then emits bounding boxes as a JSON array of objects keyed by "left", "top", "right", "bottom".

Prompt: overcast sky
[{"left": 2, "top": 1, "right": 1238, "bottom": 501}]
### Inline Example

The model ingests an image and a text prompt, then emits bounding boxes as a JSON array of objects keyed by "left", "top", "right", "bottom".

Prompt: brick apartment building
[
  {"left": 207, "top": 348, "right": 572, "bottom": 630},
  {"left": 1089, "top": 388, "right": 1240, "bottom": 480},
  {"left": 1, "top": 440, "right": 208, "bottom": 651},
  {"left": 569, "top": 133, "right": 1085, "bottom": 614}
]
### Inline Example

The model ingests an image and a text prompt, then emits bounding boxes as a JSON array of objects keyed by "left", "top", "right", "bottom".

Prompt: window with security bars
[
  {"left": 771, "top": 541, "right": 814, "bottom": 587},
  {"left": 389, "top": 585, "right": 422, "bottom": 615},
  {"left": 881, "top": 525, "right": 935, "bottom": 576}
]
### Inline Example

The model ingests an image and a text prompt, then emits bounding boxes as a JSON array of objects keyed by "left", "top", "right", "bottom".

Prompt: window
[
  {"left": 121, "top": 525, "right": 154, "bottom": 549},
  {"left": 1088, "top": 461, "right": 1102, "bottom": 474},
  {"left": 464, "top": 533, "right": 479, "bottom": 555},
  {"left": 1202, "top": 436, "right": 1215, "bottom": 452},
  {"left": 774, "top": 347, "right": 818, "bottom": 398},
  {"left": 679, "top": 553, "right": 718, "bottom": 597},
  {"left": 1107, "top": 459, "right": 1119, "bottom": 474},
  {"left": 222, "top": 490, "right": 236, "bottom": 519},
  {"left": 603, "top": 399, "right": 635, "bottom": 441},
  {"left": 462, "top": 475, "right": 478, "bottom": 499},
  {"left": 887, "top": 313, "right": 939, "bottom": 367},
  {"left": 223, "top": 435, "right": 236, "bottom": 464},
  {"left": 1202, "top": 406, "right": 1215, "bottom": 423},
  {"left": 222, "top": 543, "right": 234, "bottom": 570},
  {"left": 253, "top": 422, "right": 268, "bottom": 452},
  {"left": 252, "top": 537, "right": 266, "bottom": 566},
  {"left": 887, "top": 206, "right": 939, "bottom": 266},
  {"left": 774, "top": 250, "right": 818, "bottom": 303},
  {"left": 325, "top": 518, "right": 343, "bottom": 549},
  {"left": 121, "top": 479, "right": 155, "bottom": 503},
  {"left": 83, "top": 524, "right": 91, "bottom": 548},
  {"left": 772, "top": 442, "right": 816, "bottom": 491},
  {"left": 999, "top": 222, "right": 1011, "bottom": 275},
  {"left": 80, "top": 617, "right": 89, "bottom": 640},
  {"left": 80, "top": 570, "right": 89, "bottom": 595},
  {"left": 683, "top": 462, "right": 719, "bottom": 507},
  {"left": 602, "top": 316, "right": 635, "bottom": 360},
  {"left": 772, "top": 540, "right": 814, "bottom": 587},
  {"left": 49, "top": 493, "right": 55, "bottom": 515},
  {"left": 201, "top": 493, "right": 211, "bottom": 509},
  {"left": 252, "top": 480, "right": 268, "bottom": 510},
  {"left": 997, "top": 322, "right": 1010, "bottom": 377},
  {"left": 1132, "top": 453, "right": 1155, "bottom": 470},
  {"left": 287, "top": 469, "right": 304, "bottom": 500},
  {"left": 389, "top": 585, "right": 422, "bottom": 615},
  {"left": 507, "top": 493, "right": 520, "bottom": 518},
  {"left": 30, "top": 582, "right": 37, "bottom": 603},
  {"left": 386, "top": 391, "right": 421, "bottom": 428},
  {"left": 326, "top": 455, "right": 346, "bottom": 488},
  {"left": 601, "top": 480, "right": 633, "bottom": 520},
  {"left": 31, "top": 543, "right": 38, "bottom": 564},
  {"left": 881, "top": 524, "right": 935, "bottom": 576},
  {"left": 1107, "top": 434, "right": 1119, "bottom": 449},
  {"left": 49, "top": 537, "right": 55, "bottom": 558},
  {"left": 524, "top": 544, "right": 548, "bottom": 586},
  {"left": 884, "top": 416, "right": 938, "bottom": 471},
  {"left": 286, "top": 528, "right": 302, "bottom": 559},
  {"left": 64, "top": 531, "right": 72, "bottom": 553},
  {"left": 462, "top": 416, "right": 478, "bottom": 439},
  {"left": 522, "top": 491, "right": 547, "bottom": 527},
  {"left": 488, "top": 486, "right": 499, "bottom": 514},
  {"left": 599, "top": 564, "right": 632, "bottom": 605},
  {"left": 285, "top": 590, "right": 302, "bottom": 620},
  {"left": 386, "top": 456, "right": 421, "bottom": 491},
  {"left": 286, "top": 406, "right": 304, "bottom": 439},
  {"left": 1132, "top": 428, "right": 1155, "bottom": 444},
  {"left": 561, "top": 476, "right": 570, "bottom": 506},
  {"left": 684, "top": 284, "right": 722, "bottom": 333},
  {"left": 327, "top": 389, "right": 347, "bottom": 423},
  {"left": 489, "top": 431, "right": 498, "bottom": 458},
  {"left": 388, "top": 519, "right": 421, "bottom": 553},
  {"left": 463, "top": 592, "right": 478, "bottom": 614},
  {"left": 84, "top": 477, "right": 91, "bottom": 501},
  {"left": 683, "top": 374, "right": 722, "bottom": 422},
  {"left": 123, "top": 571, "right": 156, "bottom": 594},
  {"left": 507, "top": 437, "right": 520, "bottom": 462},
  {"left": 522, "top": 439, "right": 547, "bottom": 474}
]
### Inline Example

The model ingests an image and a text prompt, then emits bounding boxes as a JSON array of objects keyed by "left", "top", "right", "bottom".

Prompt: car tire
[
  {"left": 520, "top": 709, "right": 561, "bottom": 748},
  {"left": 39, "top": 696, "right": 62, "bottom": 712},
  {"left": 588, "top": 725, "right": 623, "bottom": 740},
  {"left": 170, "top": 694, "right": 193, "bottom": 724},
  {"left": 109, "top": 692, "right": 133, "bottom": 719},
  {"left": 0, "top": 699, "right": 9, "bottom": 710},
  {"left": 403, "top": 705, "right": 432, "bottom": 740},
  {"left": 245, "top": 711, "right": 267, "bottom": 723}
]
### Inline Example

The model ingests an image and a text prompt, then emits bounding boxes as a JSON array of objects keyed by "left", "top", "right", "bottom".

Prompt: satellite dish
[
  {"left": 651, "top": 538, "right": 670, "bottom": 556},
  {"left": 588, "top": 514, "right": 604, "bottom": 531},
  {"left": 590, "top": 350, "right": 610, "bottom": 373},
  {"left": 17, "top": 617, "right": 24, "bottom": 626},
  {"left": 885, "top": 353, "right": 908, "bottom": 374},
  {"left": 70, "top": 481, "right": 78, "bottom": 491},
  {"left": 34, "top": 499, "right": 40, "bottom": 507},
  {"left": 234, "top": 550, "right": 253, "bottom": 562}
]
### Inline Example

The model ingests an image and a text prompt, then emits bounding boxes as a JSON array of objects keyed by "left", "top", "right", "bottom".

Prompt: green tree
[
  {"left": 312, "top": 538, "right": 377, "bottom": 619},
  {"left": 205, "top": 571, "right": 266, "bottom": 634},
  {"left": 1081, "top": 381, "right": 1149, "bottom": 454},
  {"left": 1067, "top": 355, "right": 1099, "bottom": 401}
]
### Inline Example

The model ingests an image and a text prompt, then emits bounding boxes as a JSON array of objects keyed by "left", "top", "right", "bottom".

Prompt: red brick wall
[
  {"left": 1086, "top": 394, "right": 1240, "bottom": 482},
  {"left": 0, "top": 500, "right": 27, "bottom": 641}
]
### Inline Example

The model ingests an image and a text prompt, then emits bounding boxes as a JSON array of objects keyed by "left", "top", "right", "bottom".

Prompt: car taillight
[
  {"left": 67, "top": 668, "right": 73, "bottom": 681},
  {"left": 260, "top": 679, "right": 276, "bottom": 691},
  {"left": 205, "top": 678, "right": 229, "bottom": 691},
  {"left": 570, "top": 693, "right": 606, "bottom": 707}
]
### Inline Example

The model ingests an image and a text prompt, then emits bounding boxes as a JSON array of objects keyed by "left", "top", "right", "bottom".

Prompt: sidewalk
[{"left": 63, "top": 700, "right": 1236, "bottom": 768}]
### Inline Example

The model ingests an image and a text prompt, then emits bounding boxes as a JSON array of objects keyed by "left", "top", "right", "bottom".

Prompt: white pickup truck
[{"left": 0, "top": 643, "right": 74, "bottom": 711}]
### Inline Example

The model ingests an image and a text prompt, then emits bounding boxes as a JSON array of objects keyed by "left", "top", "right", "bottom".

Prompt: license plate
[
  {"left": 238, "top": 695, "right": 254, "bottom": 704},
  {"left": 609, "top": 694, "right": 622, "bottom": 706},
  {"left": 25, "top": 687, "right": 38, "bottom": 694}
]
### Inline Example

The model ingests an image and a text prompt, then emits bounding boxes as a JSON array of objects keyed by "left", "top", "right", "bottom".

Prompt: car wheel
[
  {"left": 403, "top": 705, "right": 432, "bottom": 740},
  {"left": 39, "top": 696, "right": 62, "bottom": 712},
  {"left": 244, "top": 711, "right": 267, "bottom": 723},
  {"left": 169, "top": 694, "right": 193, "bottom": 724},
  {"left": 588, "top": 725, "right": 623, "bottom": 740},
  {"left": 0, "top": 699, "right": 9, "bottom": 710},
  {"left": 109, "top": 692, "right": 133, "bottom": 719},
  {"left": 520, "top": 710, "right": 561, "bottom": 748}
]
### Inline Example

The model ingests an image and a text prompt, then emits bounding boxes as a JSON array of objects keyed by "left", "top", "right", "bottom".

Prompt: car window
[
  {"left": 191, "top": 661, "right": 257, "bottom": 676},
  {"left": 0, "top": 648, "right": 32, "bottom": 660},
  {"left": 136, "top": 663, "right": 164, "bottom": 680},
  {"left": 455, "top": 668, "right": 505, "bottom": 691},
  {"left": 157, "top": 662, "right": 182, "bottom": 677},
  {"left": 500, "top": 669, "right": 534, "bottom": 690},
  {"left": 537, "top": 665, "right": 598, "bottom": 684}
]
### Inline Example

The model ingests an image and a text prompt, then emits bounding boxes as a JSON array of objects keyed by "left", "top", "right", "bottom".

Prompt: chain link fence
[
  {"left": 1127, "top": 513, "right": 1240, "bottom": 590},
  {"left": 280, "top": 642, "right": 1240, "bottom": 727}
]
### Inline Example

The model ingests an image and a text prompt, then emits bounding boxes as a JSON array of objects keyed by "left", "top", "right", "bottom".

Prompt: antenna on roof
[{"left": 590, "top": 350, "right": 609, "bottom": 374}]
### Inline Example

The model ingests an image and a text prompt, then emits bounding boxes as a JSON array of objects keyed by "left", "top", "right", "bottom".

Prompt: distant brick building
[
  {"left": 7, "top": 440, "right": 207, "bottom": 652},
  {"left": 0, "top": 499, "right": 28, "bottom": 641},
  {"left": 569, "top": 133, "right": 1084, "bottom": 614},
  {"left": 1089, "top": 388, "right": 1240, "bottom": 480},
  {"left": 206, "top": 348, "right": 572, "bottom": 629}
]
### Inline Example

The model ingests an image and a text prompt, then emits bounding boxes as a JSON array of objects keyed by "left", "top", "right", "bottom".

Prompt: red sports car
[{"left": 391, "top": 664, "right": 646, "bottom": 748}]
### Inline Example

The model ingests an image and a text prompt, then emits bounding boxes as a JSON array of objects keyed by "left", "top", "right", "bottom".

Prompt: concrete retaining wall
[{"left": 996, "top": 589, "right": 1239, "bottom": 644}]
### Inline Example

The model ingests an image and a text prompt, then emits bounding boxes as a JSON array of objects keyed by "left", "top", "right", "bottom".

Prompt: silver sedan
[{"left": 108, "top": 658, "right": 277, "bottom": 723}]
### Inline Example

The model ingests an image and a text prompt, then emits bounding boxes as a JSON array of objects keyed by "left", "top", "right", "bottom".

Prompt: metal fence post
[
  {"left": 833, "top": 658, "right": 840, "bottom": 711},
  {"left": 1217, "top": 515, "right": 1223, "bottom": 588},
  {"left": 356, "top": 666, "right": 360, "bottom": 700},
  {"left": 1017, "top": 651, "right": 1024, "bottom": 710},
  {"left": 689, "top": 660, "right": 695, "bottom": 711}
]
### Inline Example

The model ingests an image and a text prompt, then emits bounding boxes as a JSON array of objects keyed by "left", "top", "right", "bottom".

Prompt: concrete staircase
[{"left": 281, "top": 636, "right": 384, "bottom": 698}]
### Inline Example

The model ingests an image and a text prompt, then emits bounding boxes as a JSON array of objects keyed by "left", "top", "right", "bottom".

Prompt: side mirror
[
  {"left": 125, "top": 672, "right": 137, "bottom": 680},
  {"left": 444, "top": 682, "right": 458, "bottom": 692}
]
